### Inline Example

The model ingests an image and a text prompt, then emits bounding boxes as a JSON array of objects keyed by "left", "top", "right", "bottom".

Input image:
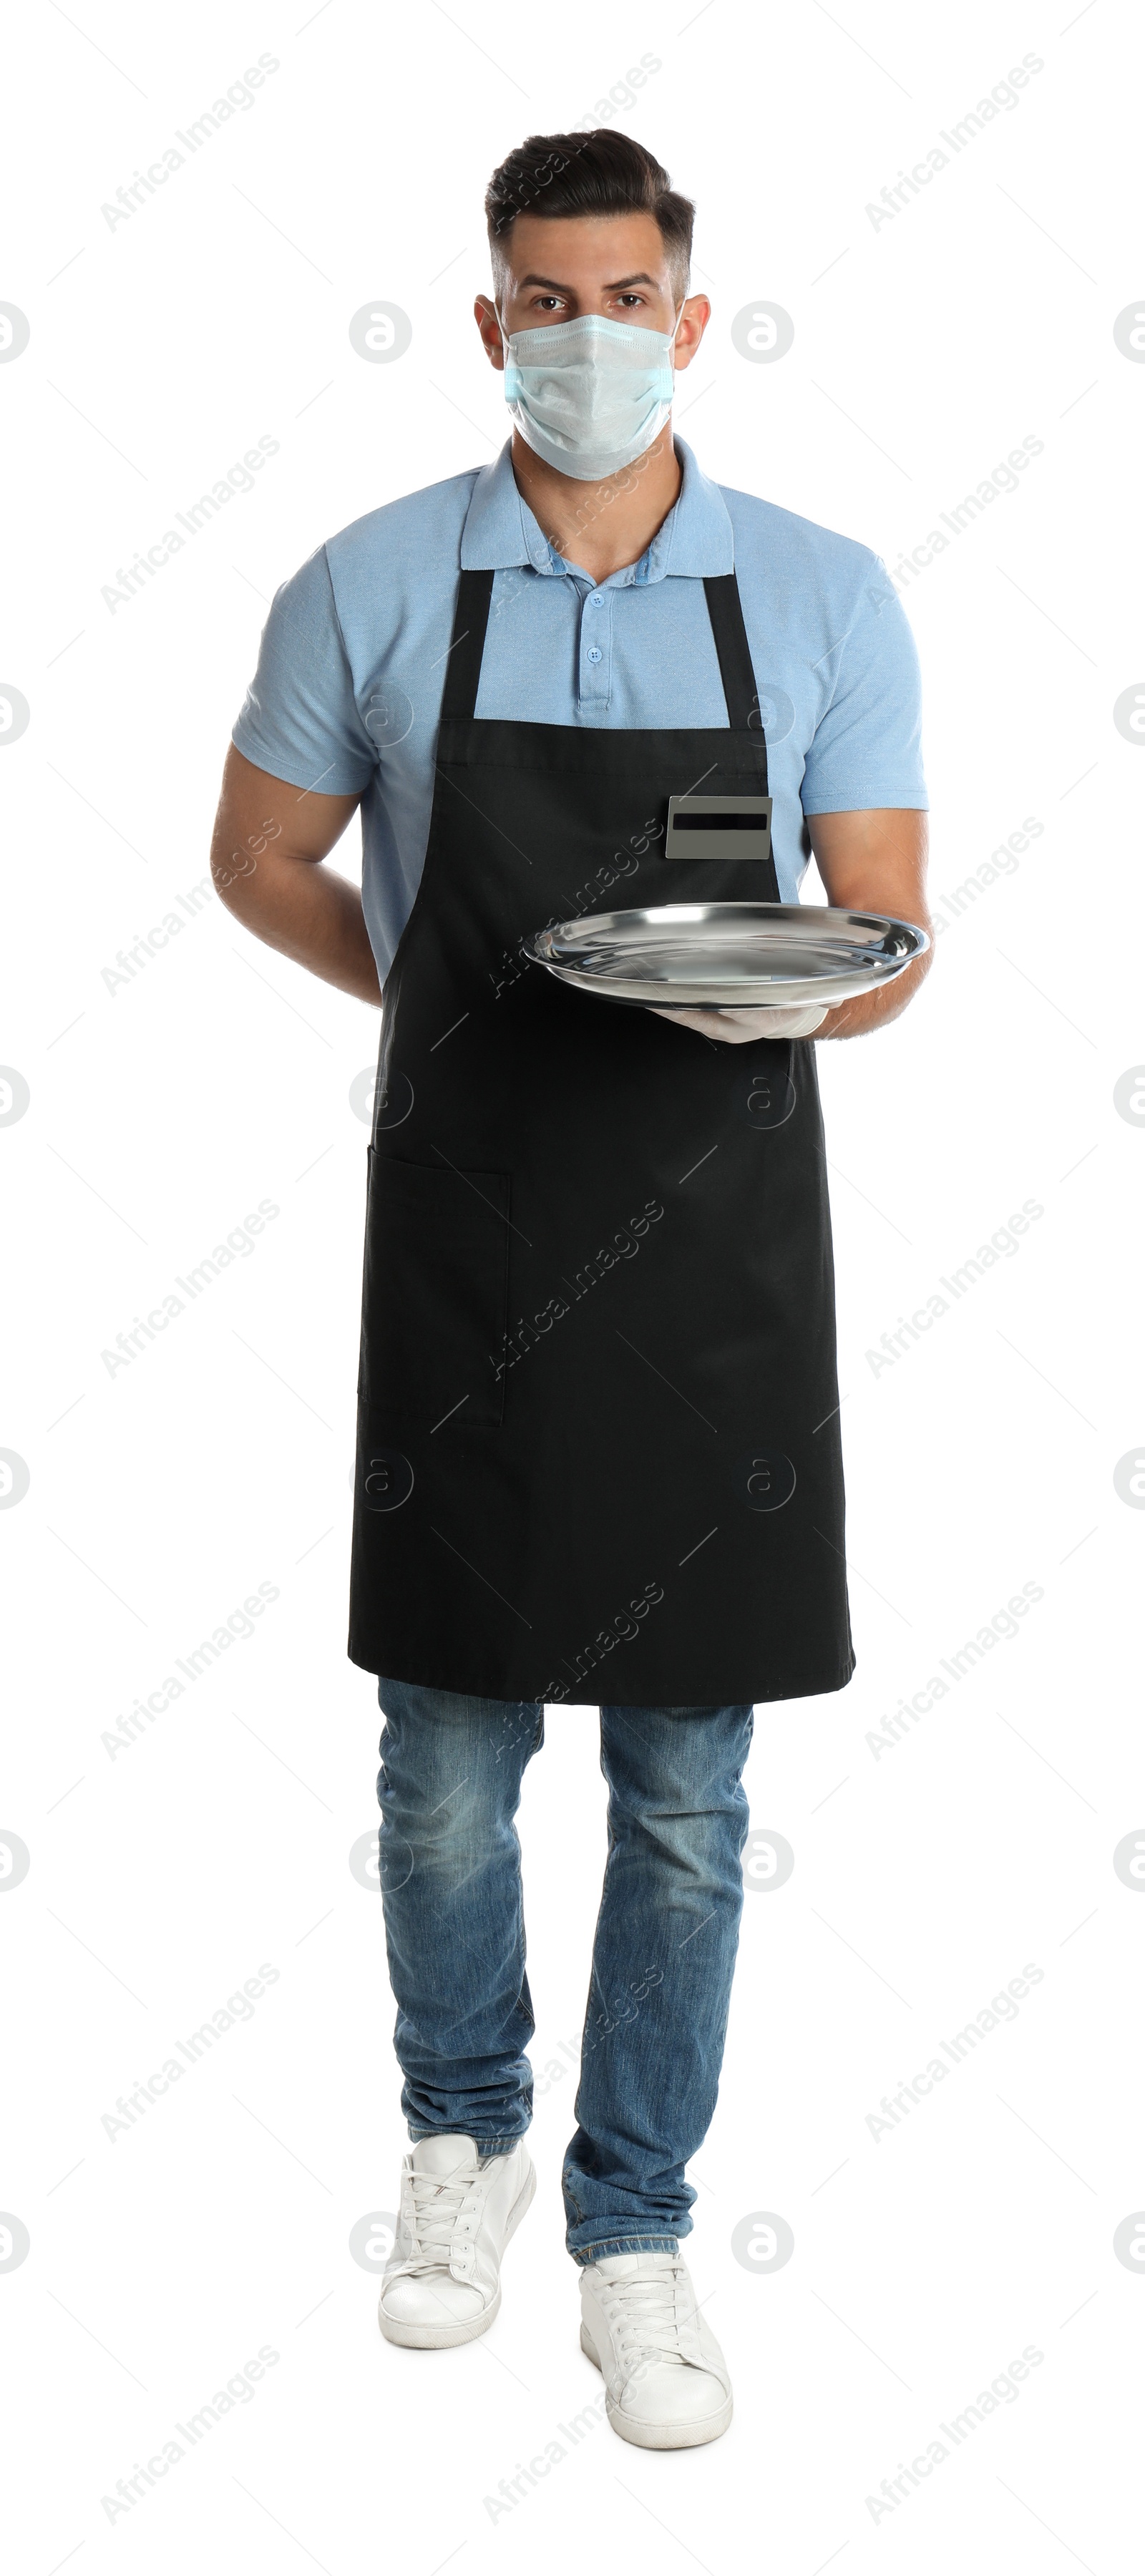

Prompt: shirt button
[
  {"left": 587, "top": 645, "right": 603, "bottom": 663},
  {"left": 590, "top": 591, "right": 607, "bottom": 607}
]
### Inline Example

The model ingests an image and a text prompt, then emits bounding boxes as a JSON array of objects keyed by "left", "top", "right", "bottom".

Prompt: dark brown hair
[{"left": 484, "top": 130, "right": 694, "bottom": 291}]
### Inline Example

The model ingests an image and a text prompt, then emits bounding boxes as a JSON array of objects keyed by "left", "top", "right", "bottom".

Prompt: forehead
[{"left": 502, "top": 208, "right": 671, "bottom": 287}]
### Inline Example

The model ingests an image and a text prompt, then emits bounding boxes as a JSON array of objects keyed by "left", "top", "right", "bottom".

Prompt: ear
[
  {"left": 474, "top": 294, "right": 506, "bottom": 371},
  {"left": 672, "top": 296, "right": 711, "bottom": 373}
]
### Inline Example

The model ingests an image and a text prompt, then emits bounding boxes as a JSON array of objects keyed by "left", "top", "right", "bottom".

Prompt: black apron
[{"left": 348, "top": 560, "right": 853, "bottom": 1707}]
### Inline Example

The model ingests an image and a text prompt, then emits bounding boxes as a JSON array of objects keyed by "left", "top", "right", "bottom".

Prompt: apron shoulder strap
[
  {"left": 702, "top": 570, "right": 762, "bottom": 739},
  {"left": 439, "top": 567, "right": 495, "bottom": 721}
]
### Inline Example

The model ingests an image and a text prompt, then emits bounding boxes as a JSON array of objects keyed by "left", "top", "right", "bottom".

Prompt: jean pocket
[{"left": 359, "top": 1153, "right": 510, "bottom": 1428}]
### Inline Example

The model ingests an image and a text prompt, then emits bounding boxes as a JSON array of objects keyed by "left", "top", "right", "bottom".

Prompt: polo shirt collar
[{"left": 459, "top": 435, "right": 734, "bottom": 582}]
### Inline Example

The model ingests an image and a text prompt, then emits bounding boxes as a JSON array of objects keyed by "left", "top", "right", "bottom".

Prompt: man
[{"left": 213, "top": 130, "right": 930, "bottom": 2451}]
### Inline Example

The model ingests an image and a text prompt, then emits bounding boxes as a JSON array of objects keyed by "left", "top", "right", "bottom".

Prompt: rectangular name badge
[{"left": 664, "top": 794, "right": 774, "bottom": 863}]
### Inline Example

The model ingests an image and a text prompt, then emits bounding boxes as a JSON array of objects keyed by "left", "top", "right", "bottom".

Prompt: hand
[{"left": 649, "top": 1002, "right": 829, "bottom": 1044}]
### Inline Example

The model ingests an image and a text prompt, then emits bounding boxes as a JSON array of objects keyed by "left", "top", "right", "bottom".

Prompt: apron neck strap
[
  {"left": 701, "top": 572, "right": 762, "bottom": 737},
  {"left": 439, "top": 568, "right": 495, "bottom": 721},
  {"left": 438, "top": 564, "right": 763, "bottom": 747}
]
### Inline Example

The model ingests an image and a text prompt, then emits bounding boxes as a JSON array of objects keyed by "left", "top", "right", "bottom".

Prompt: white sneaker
[
  {"left": 378, "top": 2133, "right": 535, "bottom": 2349},
  {"left": 580, "top": 2248, "right": 733, "bottom": 2449}
]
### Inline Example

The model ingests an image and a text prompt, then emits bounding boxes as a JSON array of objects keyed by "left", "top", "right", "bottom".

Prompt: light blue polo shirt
[{"left": 233, "top": 436, "right": 926, "bottom": 982}]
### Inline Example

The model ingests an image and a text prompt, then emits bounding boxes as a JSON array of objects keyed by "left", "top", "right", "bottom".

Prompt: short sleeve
[
  {"left": 801, "top": 559, "right": 927, "bottom": 814},
  {"left": 231, "top": 545, "right": 377, "bottom": 796}
]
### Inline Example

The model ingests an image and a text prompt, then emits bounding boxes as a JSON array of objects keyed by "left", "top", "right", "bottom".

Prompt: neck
[{"left": 509, "top": 424, "right": 682, "bottom": 584}]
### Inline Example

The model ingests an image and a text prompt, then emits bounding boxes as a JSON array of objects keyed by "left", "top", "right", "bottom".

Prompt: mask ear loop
[
  {"left": 668, "top": 293, "right": 688, "bottom": 371},
  {"left": 666, "top": 294, "right": 689, "bottom": 393},
  {"left": 494, "top": 298, "right": 517, "bottom": 394}
]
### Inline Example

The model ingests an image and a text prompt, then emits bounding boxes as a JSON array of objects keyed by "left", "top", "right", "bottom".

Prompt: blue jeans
[{"left": 376, "top": 1678, "right": 755, "bottom": 2263}]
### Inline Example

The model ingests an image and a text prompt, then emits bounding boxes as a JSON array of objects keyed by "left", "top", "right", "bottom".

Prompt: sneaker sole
[
  {"left": 580, "top": 2321, "right": 734, "bottom": 2449},
  {"left": 378, "top": 2155, "right": 536, "bottom": 2350}
]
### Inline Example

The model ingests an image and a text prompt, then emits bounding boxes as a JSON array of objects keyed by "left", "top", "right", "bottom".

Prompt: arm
[
  {"left": 808, "top": 804, "right": 932, "bottom": 1038},
  {"left": 209, "top": 746, "right": 381, "bottom": 1006}
]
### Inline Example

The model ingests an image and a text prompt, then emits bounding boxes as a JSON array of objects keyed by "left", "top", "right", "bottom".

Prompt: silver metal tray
[{"left": 525, "top": 902, "right": 929, "bottom": 1010}]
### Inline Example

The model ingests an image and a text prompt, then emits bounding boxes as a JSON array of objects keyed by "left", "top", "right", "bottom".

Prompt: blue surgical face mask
[{"left": 499, "top": 303, "right": 685, "bottom": 482}]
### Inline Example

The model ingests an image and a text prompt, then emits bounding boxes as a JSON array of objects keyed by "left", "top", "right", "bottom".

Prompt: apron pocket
[{"left": 359, "top": 1152, "right": 510, "bottom": 1428}]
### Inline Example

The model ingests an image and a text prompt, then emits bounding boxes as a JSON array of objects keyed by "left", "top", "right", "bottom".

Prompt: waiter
[{"left": 213, "top": 130, "right": 930, "bottom": 2451}]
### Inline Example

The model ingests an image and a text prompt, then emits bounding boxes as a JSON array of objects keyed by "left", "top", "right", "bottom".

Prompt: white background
[{"left": 3, "top": 1, "right": 1143, "bottom": 2568}]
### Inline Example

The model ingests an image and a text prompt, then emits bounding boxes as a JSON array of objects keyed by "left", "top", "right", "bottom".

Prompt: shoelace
[
  {"left": 401, "top": 2167, "right": 479, "bottom": 2272},
  {"left": 595, "top": 2264, "right": 700, "bottom": 2367}
]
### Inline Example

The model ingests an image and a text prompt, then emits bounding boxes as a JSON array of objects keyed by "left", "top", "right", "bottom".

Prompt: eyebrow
[{"left": 517, "top": 271, "right": 661, "bottom": 292}]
